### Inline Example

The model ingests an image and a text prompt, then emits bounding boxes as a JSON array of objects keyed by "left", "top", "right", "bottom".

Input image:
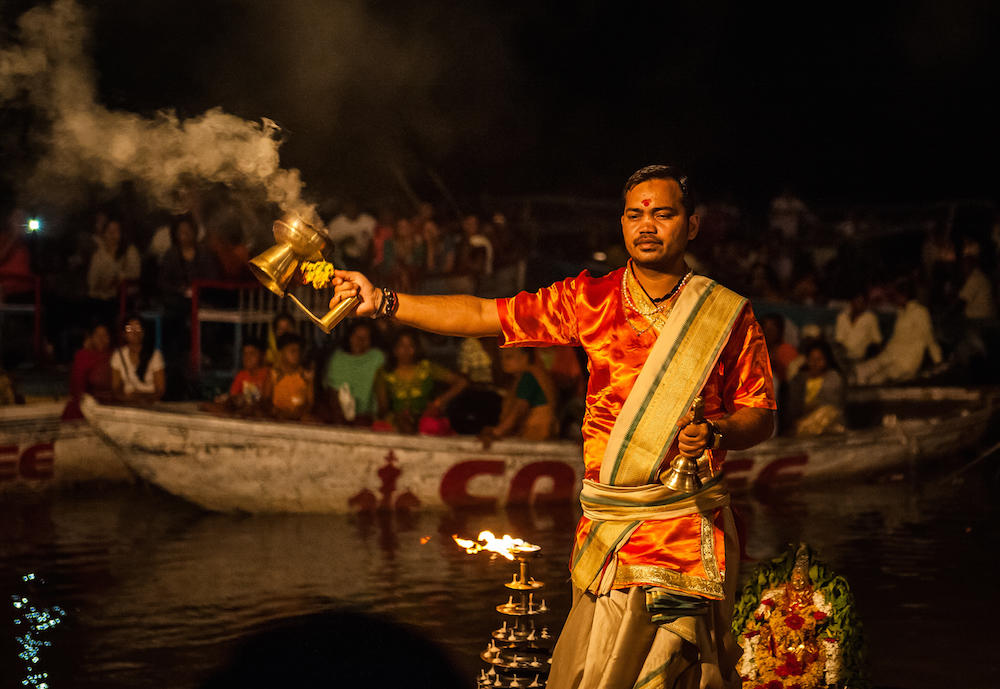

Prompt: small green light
[{"left": 27, "top": 218, "right": 41, "bottom": 233}]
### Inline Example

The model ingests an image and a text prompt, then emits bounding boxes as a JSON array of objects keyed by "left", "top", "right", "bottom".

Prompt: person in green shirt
[
  {"left": 323, "top": 320, "right": 385, "bottom": 425},
  {"left": 374, "top": 329, "right": 466, "bottom": 433}
]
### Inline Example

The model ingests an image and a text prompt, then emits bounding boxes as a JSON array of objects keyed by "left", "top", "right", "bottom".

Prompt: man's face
[{"left": 621, "top": 179, "right": 698, "bottom": 272}]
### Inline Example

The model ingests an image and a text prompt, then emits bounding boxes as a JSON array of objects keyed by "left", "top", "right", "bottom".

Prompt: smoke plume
[{"left": 0, "top": 0, "right": 319, "bottom": 223}]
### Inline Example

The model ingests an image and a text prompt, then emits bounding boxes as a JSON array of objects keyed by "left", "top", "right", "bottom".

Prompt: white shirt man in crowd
[
  {"left": 326, "top": 200, "right": 376, "bottom": 266},
  {"left": 834, "top": 292, "right": 883, "bottom": 362},
  {"left": 852, "top": 281, "right": 941, "bottom": 385}
]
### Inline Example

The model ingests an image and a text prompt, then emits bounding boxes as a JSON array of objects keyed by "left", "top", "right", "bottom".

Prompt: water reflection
[{"left": 1, "top": 463, "right": 997, "bottom": 689}]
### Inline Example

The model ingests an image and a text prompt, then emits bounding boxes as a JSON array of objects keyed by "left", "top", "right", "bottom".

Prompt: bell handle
[{"left": 287, "top": 293, "right": 361, "bottom": 334}]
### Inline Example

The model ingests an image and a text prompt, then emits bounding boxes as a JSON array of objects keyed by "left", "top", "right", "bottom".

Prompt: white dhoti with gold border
[{"left": 547, "top": 508, "right": 742, "bottom": 689}]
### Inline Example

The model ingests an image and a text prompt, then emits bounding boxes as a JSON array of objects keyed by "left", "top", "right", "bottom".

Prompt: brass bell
[
  {"left": 663, "top": 396, "right": 706, "bottom": 493},
  {"left": 248, "top": 213, "right": 360, "bottom": 333}
]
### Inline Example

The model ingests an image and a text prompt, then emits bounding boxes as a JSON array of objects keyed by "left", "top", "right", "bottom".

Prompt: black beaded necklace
[{"left": 630, "top": 262, "right": 691, "bottom": 303}]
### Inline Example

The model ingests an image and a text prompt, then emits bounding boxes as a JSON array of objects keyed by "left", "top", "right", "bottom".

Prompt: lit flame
[{"left": 452, "top": 530, "right": 540, "bottom": 560}]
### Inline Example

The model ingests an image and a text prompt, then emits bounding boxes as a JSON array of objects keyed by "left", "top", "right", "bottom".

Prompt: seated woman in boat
[
  {"left": 373, "top": 329, "right": 466, "bottom": 434},
  {"left": 62, "top": 321, "right": 113, "bottom": 419},
  {"left": 479, "top": 347, "right": 558, "bottom": 447},
  {"left": 322, "top": 320, "right": 385, "bottom": 425},
  {"left": 111, "top": 315, "right": 166, "bottom": 405},
  {"left": 268, "top": 332, "right": 314, "bottom": 421},
  {"left": 207, "top": 338, "right": 271, "bottom": 415},
  {"left": 783, "top": 339, "right": 845, "bottom": 436}
]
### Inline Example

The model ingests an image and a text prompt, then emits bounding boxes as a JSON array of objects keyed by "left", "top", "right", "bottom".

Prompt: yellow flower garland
[{"left": 300, "top": 261, "right": 335, "bottom": 289}]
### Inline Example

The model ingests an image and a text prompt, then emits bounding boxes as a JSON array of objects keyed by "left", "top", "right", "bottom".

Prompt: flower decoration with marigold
[{"left": 300, "top": 261, "right": 335, "bottom": 289}]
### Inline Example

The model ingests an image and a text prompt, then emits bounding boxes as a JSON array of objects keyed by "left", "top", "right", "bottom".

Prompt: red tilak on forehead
[{"left": 642, "top": 198, "right": 651, "bottom": 207}]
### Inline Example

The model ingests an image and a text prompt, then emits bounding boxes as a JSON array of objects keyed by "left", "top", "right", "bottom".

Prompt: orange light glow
[{"left": 451, "top": 530, "right": 540, "bottom": 560}]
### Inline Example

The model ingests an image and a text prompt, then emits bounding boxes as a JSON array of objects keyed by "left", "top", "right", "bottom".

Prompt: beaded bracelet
[{"left": 375, "top": 286, "right": 399, "bottom": 319}]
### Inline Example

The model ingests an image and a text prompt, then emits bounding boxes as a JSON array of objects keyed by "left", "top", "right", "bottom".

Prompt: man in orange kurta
[
  {"left": 331, "top": 164, "right": 776, "bottom": 688},
  {"left": 497, "top": 269, "right": 774, "bottom": 598}
]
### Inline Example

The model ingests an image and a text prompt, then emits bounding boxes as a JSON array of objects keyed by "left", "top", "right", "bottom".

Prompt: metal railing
[{"left": 0, "top": 272, "right": 43, "bottom": 360}]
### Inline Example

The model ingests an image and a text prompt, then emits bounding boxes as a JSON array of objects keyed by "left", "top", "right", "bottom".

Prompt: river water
[{"left": 1, "top": 458, "right": 997, "bottom": 689}]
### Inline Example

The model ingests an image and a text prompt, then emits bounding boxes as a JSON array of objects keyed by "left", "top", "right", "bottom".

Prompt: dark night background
[{"left": 3, "top": 0, "right": 998, "bottom": 208}]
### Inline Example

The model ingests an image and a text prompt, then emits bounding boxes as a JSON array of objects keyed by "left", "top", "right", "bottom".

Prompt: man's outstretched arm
[{"left": 330, "top": 269, "right": 502, "bottom": 338}]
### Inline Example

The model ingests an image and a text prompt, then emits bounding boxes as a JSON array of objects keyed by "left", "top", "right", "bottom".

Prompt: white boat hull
[
  {"left": 80, "top": 392, "right": 994, "bottom": 514},
  {"left": 0, "top": 401, "right": 132, "bottom": 491}
]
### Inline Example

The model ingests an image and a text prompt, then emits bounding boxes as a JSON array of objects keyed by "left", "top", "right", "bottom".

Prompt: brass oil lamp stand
[{"left": 478, "top": 547, "right": 552, "bottom": 688}]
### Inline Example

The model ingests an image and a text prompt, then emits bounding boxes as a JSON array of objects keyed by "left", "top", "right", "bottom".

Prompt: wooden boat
[
  {"left": 0, "top": 401, "right": 132, "bottom": 491},
  {"left": 80, "top": 386, "right": 995, "bottom": 514}
]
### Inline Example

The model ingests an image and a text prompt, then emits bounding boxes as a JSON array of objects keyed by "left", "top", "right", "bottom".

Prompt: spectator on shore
[
  {"left": 111, "top": 315, "right": 165, "bottom": 404},
  {"left": 748, "top": 262, "right": 783, "bottom": 301},
  {"left": 374, "top": 329, "right": 467, "bottom": 434},
  {"left": 206, "top": 207, "right": 251, "bottom": 282},
  {"left": 454, "top": 213, "right": 494, "bottom": 278},
  {"left": 394, "top": 217, "right": 426, "bottom": 290},
  {"left": 158, "top": 214, "right": 220, "bottom": 298},
  {"left": 322, "top": 320, "right": 384, "bottom": 425},
  {"left": 480, "top": 348, "right": 558, "bottom": 447},
  {"left": 957, "top": 242, "right": 996, "bottom": 320},
  {"left": 448, "top": 337, "right": 502, "bottom": 434},
  {"left": 0, "top": 366, "right": 18, "bottom": 405},
  {"left": 86, "top": 216, "right": 140, "bottom": 302},
  {"left": 0, "top": 209, "right": 36, "bottom": 300},
  {"left": 327, "top": 200, "right": 375, "bottom": 270},
  {"left": 370, "top": 208, "right": 395, "bottom": 275},
  {"left": 834, "top": 291, "right": 883, "bottom": 363},
  {"left": 214, "top": 339, "right": 270, "bottom": 414},
  {"left": 268, "top": 332, "right": 314, "bottom": 421},
  {"left": 761, "top": 313, "right": 800, "bottom": 384},
  {"left": 784, "top": 340, "right": 845, "bottom": 436},
  {"left": 421, "top": 218, "right": 456, "bottom": 277},
  {"left": 853, "top": 280, "right": 942, "bottom": 385},
  {"left": 769, "top": 186, "right": 810, "bottom": 240},
  {"left": 266, "top": 312, "right": 297, "bottom": 365},
  {"left": 62, "top": 322, "right": 113, "bottom": 419}
]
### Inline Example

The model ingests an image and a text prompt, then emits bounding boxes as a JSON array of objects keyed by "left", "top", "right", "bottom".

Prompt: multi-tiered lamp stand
[{"left": 478, "top": 546, "right": 553, "bottom": 688}]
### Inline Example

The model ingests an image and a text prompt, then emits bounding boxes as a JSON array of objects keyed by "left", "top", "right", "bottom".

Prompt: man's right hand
[{"left": 330, "top": 269, "right": 380, "bottom": 318}]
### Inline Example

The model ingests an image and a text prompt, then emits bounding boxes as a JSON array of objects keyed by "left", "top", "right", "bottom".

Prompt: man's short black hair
[{"left": 622, "top": 164, "right": 695, "bottom": 216}]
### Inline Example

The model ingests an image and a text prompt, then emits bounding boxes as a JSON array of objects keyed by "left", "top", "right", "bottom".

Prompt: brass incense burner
[{"left": 248, "top": 213, "right": 359, "bottom": 333}]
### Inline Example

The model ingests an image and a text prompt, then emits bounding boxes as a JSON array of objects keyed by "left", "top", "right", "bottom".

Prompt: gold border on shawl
[
  {"left": 607, "top": 283, "right": 748, "bottom": 486},
  {"left": 613, "top": 563, "right": 724, "bottom": 599},
  {"left": 612, "top": 514, "right": 724, "bottom": 599},
  {"left": 700, "top": 514, "right": 721, "bottom": 582}
]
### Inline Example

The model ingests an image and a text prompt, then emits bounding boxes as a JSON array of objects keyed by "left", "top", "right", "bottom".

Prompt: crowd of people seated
[
  {"left": 3, "top": 185, "right": 999, "bottom": 445},
  {"left": 191, "top": 313, "right": 583, "bottom": 446}
]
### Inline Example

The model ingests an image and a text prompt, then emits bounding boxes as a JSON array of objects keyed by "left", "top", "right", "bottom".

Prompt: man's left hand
[{"left": 676, "top": 411, "right": 711, "bottom": 458}]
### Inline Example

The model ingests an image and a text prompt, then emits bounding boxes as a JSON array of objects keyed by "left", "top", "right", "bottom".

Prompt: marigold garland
[{"left": 301, "top": 260, "right": 335, "bottom": 289}]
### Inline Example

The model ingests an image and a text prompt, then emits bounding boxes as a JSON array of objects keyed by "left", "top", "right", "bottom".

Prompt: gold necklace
[{"left": 621, "top": 266, "right": 692, "bottom": 335}]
